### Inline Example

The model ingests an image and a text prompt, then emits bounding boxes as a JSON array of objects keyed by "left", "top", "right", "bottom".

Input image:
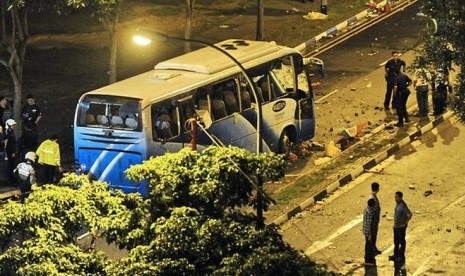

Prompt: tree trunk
[
  {"left": 256, "top": 0, "right": 264, "bottom": 41},
  {"left": 109, "top": 28, "right": 117, "bottom": 84},
  {"left": 0, "top": 6, "right": 28, "bottom": 135},
  {"left": 106, "top": 15, "right": 119, "bottom": 84},
  {"left": 185, "top": 0, "right": 195, "bottom": 53}
]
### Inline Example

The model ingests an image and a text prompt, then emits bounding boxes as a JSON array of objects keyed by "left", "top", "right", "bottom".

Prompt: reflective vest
[{"left": 36, "top": 139, "right": 60, "bottom": 166}]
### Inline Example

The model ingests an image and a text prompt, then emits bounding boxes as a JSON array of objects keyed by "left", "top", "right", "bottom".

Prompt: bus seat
[
  {"left": 97, "top": 115, "right": 110, "bottom": 126},
  {"left": 86, "top": 114, "right": 96, "bottom": 125},
  {"left": 260, "top": 81, "right": 271, "bottom": 102},
  {"left": 251, "top": 87, "right": 265, "bottom": 103},
  {"left": 156, "top": 113, "right": 173, "bottom": 139},
  {"left": 212, "top": 99, "right": 227, "bottom": 120},
  {"left": 111, "top": 116, "right": 124, "bottom": 127},
  {"left": 125, "top": 118, "right": 138, "bottom": 130},
  {"left": 241, "top": 90, "right": 251, "bottom": 109},
  {"left": 198, "top": 99, "right": 209, "bottom": 111},
  {"left": 223, "top": 90, "right": 239, "bottom": 114}
]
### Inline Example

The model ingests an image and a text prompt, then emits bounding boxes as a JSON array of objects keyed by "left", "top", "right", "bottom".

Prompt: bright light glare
[{"left": 132, "top": 35, "right": 152, "bottom": 46}]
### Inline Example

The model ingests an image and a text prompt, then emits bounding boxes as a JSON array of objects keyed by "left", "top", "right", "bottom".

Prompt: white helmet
[
  {"left": 5, "top": 119, "right": 17, "bottom": 129},
  {"left": 25, "top": 152, "right": 36, "bottom": 163}
]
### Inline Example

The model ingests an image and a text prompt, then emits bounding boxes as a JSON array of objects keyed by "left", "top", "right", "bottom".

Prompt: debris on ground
[
  {"left": 325, "top": 141, "right": 342, "bottom": 158},
  {"left": 314, "top": 157, "right": 331, "bottom": 166},
  {"left": 409, "top": 185, "right": 416, "bottom": 190},
  {"left": 424, "top": 190, "right": 433, "bottom": 197},
  {"left": 341, "top": 122, "right": 367, "bottom": 139},
  {"left": 303, "top": 11, "right": 328, "bottom": 20}
]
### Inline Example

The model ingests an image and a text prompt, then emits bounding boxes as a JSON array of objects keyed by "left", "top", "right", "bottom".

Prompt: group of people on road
[
  {"left": 383, "top": 51, "right": 452, "bottom": 127},
  {"left": 0, "top": 94, "right": 63, "bottom": 202},
  {"left": 362, "top": 182, "right": 413, "bottom": 267}
]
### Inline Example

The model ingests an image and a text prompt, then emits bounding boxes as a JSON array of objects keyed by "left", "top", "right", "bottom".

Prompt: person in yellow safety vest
[{"left": 36, "top": 134, "right": 63, "bottom": 184}]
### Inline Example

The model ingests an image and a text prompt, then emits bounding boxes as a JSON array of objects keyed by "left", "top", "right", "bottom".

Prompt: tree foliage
[
  {"left": 413, "top": 0, "right": 465, "bottom": 123},
  {"left": 0, "top": 147, "right": 336, "bottom": 275}
]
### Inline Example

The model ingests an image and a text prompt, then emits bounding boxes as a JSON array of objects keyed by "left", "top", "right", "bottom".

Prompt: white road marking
[
  {"left": 305, "top": 217, "right": 363, "bottom": 255},
  {"left": 315, "top": 89, "right": 339, "bottom": 103}
]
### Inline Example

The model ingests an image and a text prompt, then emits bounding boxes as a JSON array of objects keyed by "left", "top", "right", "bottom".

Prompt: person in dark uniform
[
  {"left": 21, "top": 94, "right": 42, "bottom": 145},
  {"left": 393, "top": 72, "right": 412, "bottom": 127},
  {"left": 384, "top": 51, "right": 406, "bottom": 110},
  {"left": 432, "top": 68, "right": 451, "bottom": 115}
]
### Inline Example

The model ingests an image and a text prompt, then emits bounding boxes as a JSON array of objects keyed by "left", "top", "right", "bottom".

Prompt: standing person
[
  {"left": 0, "top": 96, "right": 13, "bottom": 131},
  {"left": 36, "top": 135, "right": 62, "bottom": 184},
  {"left": 369, "top": 182, "right": 382, "bottom": 254},
  {"left": 389, "top": 191, "right": 412, "bottom": 262},
  {"left": 432, "top": 68, "right": 451, "bottom": 115},
  {"left": 13, "top": 152, "right": 37, "bottom": 203},
  {"left": 412, "top": 68, "right": 431, "bottom": 117},
  {"left": 362, "top": 198, "right": 377, "bottom": 266},
  {"left": 22, "top": 94, "right": 42, "bottom": 143},
  {"left": 3, "top": 119, "right": 18, "bottom": 183},
  {"left": 393, "top": 72, "right": 413, "bottom": 127},
  {"left": 384, "top": 51, "right": 406, "bottom": 110}
]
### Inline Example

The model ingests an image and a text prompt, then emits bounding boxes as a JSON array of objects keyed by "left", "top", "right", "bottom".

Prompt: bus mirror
[{"left": 196, "top": 110, "right": 212, "bottom": 129}]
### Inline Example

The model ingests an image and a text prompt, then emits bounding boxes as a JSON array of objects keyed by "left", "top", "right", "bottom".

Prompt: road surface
[{"left": 282, "top": 115, "right": 465, "bottom": 275}]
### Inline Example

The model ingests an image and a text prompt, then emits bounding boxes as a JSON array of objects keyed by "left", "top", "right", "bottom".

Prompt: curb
[
  {"left": 271, "top": 110, "right": 454, "bottom": 226},
  {"left": 294, "top": 0, "right": 390, "bottom": 53}
]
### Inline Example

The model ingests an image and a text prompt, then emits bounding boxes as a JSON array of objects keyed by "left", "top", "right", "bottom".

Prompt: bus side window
[{"left": 194, "top": 88, "right": 209, "bottom": 112}]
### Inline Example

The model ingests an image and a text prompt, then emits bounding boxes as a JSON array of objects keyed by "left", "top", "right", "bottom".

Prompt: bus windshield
[{"left": 77, "top": 95, "right": 141, "bottom": 131}]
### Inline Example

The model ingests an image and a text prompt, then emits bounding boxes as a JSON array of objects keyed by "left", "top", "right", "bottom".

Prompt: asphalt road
[
  {"left": 313, "top": 0, "right": 428, "bottom": 99},
  {"left": 282, "top": 115, "right": 465, "bottom": 275}
]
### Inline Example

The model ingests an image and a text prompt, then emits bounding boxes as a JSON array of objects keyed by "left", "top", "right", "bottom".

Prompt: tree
[
  {"left": 413, "top": 0, "right": 465, "bottom": 122},
  {"left": 67, "top": 0, "right": 124, "bottom": 84},
  {"left": 0, "top": 147, "right": 336, "bottom": 274},
  {"left": 0, "top": 178, "right": 134, "bottom": 274},
  {"left": 185, "top": 0, "right": 195, "bottom": 53},
  {"left": 256, "top": 0, "right": 264, "bottom": 40},
  {"left": 1, "top": 0, "right": 31, "bottom": 129}
]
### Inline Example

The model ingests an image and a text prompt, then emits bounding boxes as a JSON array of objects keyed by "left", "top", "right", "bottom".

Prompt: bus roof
[{"left": 85, "top": 39, "right": 300, "bottom": 107}]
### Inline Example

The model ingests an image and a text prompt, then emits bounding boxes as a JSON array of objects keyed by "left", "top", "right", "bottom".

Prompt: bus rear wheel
[{"left": 278, "top": 130, "right": 291, "bottom": 156}]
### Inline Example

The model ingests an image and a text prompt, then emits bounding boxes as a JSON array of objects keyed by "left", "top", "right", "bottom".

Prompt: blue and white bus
[{"left": 74, "top": 39, "right": 316, "bottom": 196}]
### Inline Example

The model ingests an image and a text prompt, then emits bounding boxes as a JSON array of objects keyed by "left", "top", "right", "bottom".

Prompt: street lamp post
[{"left": 133, "top": 30, "right": 267, "bottom": 227}]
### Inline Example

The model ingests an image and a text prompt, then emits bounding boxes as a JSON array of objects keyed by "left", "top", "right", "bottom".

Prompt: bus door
[{"left": 295, "top": 63, "right": 316, "bottom": 142}]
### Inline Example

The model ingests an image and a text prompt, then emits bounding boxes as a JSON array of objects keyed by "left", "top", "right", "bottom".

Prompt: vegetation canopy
[{"left": 0, "top": 146, "right": 336, "bottom": 275}]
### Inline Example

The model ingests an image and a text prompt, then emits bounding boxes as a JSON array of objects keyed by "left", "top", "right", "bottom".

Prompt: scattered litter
[
  {"left": 286, "top": 8, "right": 301, "bottom": 14},
  {"left": 341, "top": 122, "right": 366, "bottom": 139},
  {"left": 219, "top": 25, "right": 230, "bottom": 29},
  {"left": 367, "top": 50, "right": 379, "bottom": 56},
  {"left": 325, "top": 141, "right": 341, "bottom": 158},
  {"left": 314, "top": 157, "right": 331, "bottom": 166},
  {"left": 288, "top": 152, "right": 298, "bottom": 162},
  {"left": 409, "top": 185, "right": 415, "bottom": 190},
  {"left": 303, "top": 11, "right": 328, "bottom": 20},
  {"left": 424, "top": 190, "right": 433, "bottom": 197},
  {"left": 350, "top": 87, "right": 357, "bottom": 91},
  {"left": 446, "top": 228, "right": 451, "bottom": 233},
  {"left": 366, "top": 82, "right": 372, "bottom": 88}
]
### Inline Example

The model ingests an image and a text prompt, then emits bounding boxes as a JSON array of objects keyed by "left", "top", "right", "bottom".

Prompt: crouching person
[{"left": 14, "top": 152, "right": 37, "bottom": 203}]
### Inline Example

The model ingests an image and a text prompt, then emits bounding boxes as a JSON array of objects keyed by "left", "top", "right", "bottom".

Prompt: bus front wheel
[{"left": 278, "top": 130, "right": 292, "bottom": 156}]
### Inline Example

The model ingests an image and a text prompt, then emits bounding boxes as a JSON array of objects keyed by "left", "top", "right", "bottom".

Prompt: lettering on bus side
[{"left": 272, "top": 100, "right": 286, "bottom": 112}]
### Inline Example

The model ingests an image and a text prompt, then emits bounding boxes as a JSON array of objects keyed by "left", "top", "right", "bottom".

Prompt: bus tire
[{"left": 278, "top": 130, "right": 291, "bottom": 156}]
